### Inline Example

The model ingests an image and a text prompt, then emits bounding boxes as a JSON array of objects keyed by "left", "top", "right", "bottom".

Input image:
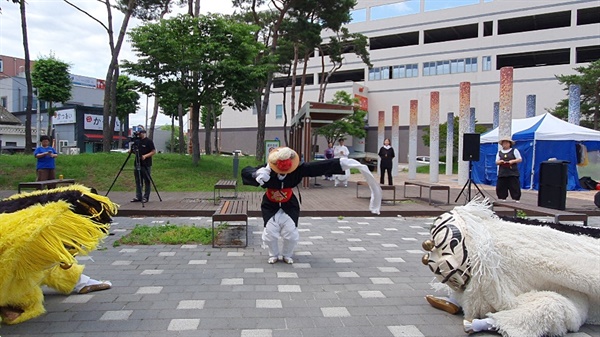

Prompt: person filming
[{"left": 130, "top": 129, "right": 156, "bottom": 203}]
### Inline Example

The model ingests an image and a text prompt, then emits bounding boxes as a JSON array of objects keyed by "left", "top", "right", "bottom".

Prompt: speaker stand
[{"left": 455, "top": 161, "right": 487, "bottom": 204}]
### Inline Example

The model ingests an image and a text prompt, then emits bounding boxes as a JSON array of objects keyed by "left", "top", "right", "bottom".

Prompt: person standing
[
  {"left": 323, "top": 142, "right": 335, "bottom": 180},
  {"left": 34, "top": 135, "right": 58, "bottom": 187},
  {"left": 333, "top": 139, "right": 350, "bottom": 187},
  {"left": 131, "top": 129, "right": 156, "bottom": 203},
  {"left": 495, "top": 137, "right": 522, "bottom": 201},
  {"left": 378, "top": 138, "right": 395, "bottom": 185}
]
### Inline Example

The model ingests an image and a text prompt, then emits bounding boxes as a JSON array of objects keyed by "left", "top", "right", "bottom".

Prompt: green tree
[
  {"left": 116, "top": 75, "right": 141, "bottom": 148},
  {"left": 63, "top": 0, "right": 177, "bottom": 151},
  {"left": 233, "top": 0, "right": 360, "bottom": 162},
  {"left": 550, "top": 59, "right": 600, "bottom": 130},
  {"left": 124, "top": 14, "right": 268, "bottom": 165},
  {"left": 31, "top": 54, "right": 72, "bottom": 136},
  {"left": 315, "top": 90, "right": 366, "bottom": 144},
  {"left": 422, "top": 117, "right": 488, "bottom": 158}
]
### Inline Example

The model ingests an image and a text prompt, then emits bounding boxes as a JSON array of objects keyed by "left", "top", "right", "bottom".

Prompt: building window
[
  {"left": 371, "top": 1, "right": 420, "bottom": 21},
  {"left": 482, "top": 56, "right": 492, "bottom": 71},
  {"left": 6, "top": 141, "right": 17, "bottom": 146},
  {"left": 0, "top": 59, "right": 3, "bottom": 73},
  {"left": 350, "top": 8, "right": 366, "bottom": 23},
  {"left": 0, "top": 96, "right": 7, "bottom": 108},
  {"left": 275, "top": 104, "right": 283, "bottom": 119}
]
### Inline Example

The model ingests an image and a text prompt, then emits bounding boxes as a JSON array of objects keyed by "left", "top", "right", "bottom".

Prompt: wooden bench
[
  {"left": 213, "top": 179, "right": 238, "bottom": 204},
  {"left": 212, "top": 200, "right": 248, "bottom": 248},
  {"left": 403, "top": 181, "right": 450, "bottom": 205},
  {"left": 356, "top": 181, "right": 398, "bottom": 202},
  {"left": 492, "top": 201, "right": 588, "bottom": 226},
  {"left": 18, "top": 179, "right": 76, "bottom": 193}
]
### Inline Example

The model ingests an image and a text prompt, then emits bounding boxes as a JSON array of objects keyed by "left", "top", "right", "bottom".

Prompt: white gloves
[
  {"left": 340, "top": 157, "right": 362, "bottom": 171},
  {"left": 255, "top": 166, "right": 271, "bottom": 186}
]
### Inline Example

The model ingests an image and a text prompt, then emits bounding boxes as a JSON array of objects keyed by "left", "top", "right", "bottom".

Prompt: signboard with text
[
  {"left": 52, "top": 108, "right": 76, "bottom": 125},
  {"left": 265, "top": 140, "right": 280, "bottom": 158},
  {"left": 84, "top": 114, "right": 121, "bottom": 131},
  {"left": 69, "top": 74, "right": 105, "bottom": 90}
]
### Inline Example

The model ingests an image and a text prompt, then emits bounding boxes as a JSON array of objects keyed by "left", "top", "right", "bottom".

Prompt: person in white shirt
[{"left": 333, "top": 139, "right": 350, "bottom": 187}]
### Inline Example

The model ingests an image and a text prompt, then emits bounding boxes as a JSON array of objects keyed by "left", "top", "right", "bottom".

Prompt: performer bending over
[
  {"left": 242, "top": 147, "right": 381, "bottom": 264},
  {"left": 0, "top": 185, "right": 117, "bottom": 325}
]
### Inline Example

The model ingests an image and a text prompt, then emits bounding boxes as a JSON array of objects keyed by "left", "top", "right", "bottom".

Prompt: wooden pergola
[{"left": 290, "top": 101, "right": 354, "bottom": 187}]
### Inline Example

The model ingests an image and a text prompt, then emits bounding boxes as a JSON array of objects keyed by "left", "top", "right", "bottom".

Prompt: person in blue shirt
[{"left": 34, "top": 135, "right": 58, "bottom": 187}]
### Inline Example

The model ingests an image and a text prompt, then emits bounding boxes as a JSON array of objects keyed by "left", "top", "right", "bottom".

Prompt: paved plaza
[{"left": 2, "top": 215, "right": 598, "bottom": 337}]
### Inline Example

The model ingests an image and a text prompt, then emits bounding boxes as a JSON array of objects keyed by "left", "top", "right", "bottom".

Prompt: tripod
[
  {"left": 106, "top": 143, "right": 162, "bottom": 207},
  {"left": 455, "top": 160, "right": 486, "bottom": 204}
]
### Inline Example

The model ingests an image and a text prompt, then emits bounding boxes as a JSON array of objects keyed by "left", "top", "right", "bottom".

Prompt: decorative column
[
  {"left": 446, "top": 112, "right": 454, "bottom": 176},
  {"left": 469, "top": 107, "right": 476, "bottom": 132},
  {"left": 391, "top": 106, "right": 400, "bottom": 177},
  {"left": 377, "top": 110, "right": 385, "bottom": 176},
  {"left": 458, "top": 82, "right": 471, "bottom": 185},
  {"left": 568, "top": 84, "right": 581, "bottom": 125},
  {"left": 408, "top": 100, "right": 418, "bottom": 180},
  {"left": 429, "top": 92, "right": 440, "bottom": 183},
  {"left": 493, "top": 102, "right": 499, "bottom": 129},
  {"left": 526, "top": 95, "right": 536, "bottom": 118},
  {"left": 302, "top": 117, "right": 311, "bottom": 187},
  {"left": 498, "top": 67, "right": 514, "bottom": 140}
]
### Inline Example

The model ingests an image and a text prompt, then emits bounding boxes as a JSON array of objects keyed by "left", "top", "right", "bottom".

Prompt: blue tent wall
[
  {"left": 473, "top": 140, "right": 585, "bottom": 191},
  {"left": 472, "top": 141, "right": 534, "bottom": 189}
]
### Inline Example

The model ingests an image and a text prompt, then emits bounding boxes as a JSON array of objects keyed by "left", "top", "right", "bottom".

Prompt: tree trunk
[
  {"left": 118, "top": 120, "right": 123, "bottom": 148},
  {"left": 19, "top": 0, "right": 34, "bottom": 154},
  {"left": 191, "top": 101, "right": 201, "bottom": 165},
  {"left": 108, "top": 67, "right": 120, "bottom": 149},
  {"left": 102, "top": 0, "right": 136, "bottom": 152},
  {"left": 149, "top": 94, "right": 159, "bottom": 139},
  {"left": 213, "top": 107, "right": 219, "bottom": 153},
  {"left": 205, "top": 107, "right": 212, "bottom": 155},
  {"left": 297, "top": 49, "right": 310, "bottom": 112},
  {"left": 290, "top": 44, "right": 299, "bottom": 119},
  {"left": 178, "top": 104, "right": 185, "bottom": 154},
  {"left": 46, "top": 101, "right": 53, "bottom": 137},
  {"left": 170, "top": 114, "right": 175, "bottom": 153}
]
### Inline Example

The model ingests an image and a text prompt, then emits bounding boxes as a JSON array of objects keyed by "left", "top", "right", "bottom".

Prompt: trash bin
[
  {"left": 232, "top": 150, "right": 241, "bottom": 178},
  {"left": 538, "top": 160, "right": 569, "bottom": 210}
]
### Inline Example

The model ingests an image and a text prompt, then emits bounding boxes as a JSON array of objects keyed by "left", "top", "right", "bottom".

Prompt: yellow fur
[{"left": 0, "top": 186, "right": 116, "bottom": 325}]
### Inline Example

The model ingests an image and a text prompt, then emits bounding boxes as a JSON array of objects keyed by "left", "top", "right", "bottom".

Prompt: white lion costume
[{"left": 422, "top": 200, "right": 600, "bottom": 337}]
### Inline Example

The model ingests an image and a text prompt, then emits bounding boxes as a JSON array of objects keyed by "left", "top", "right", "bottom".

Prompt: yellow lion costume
[{"left": 0, "top": 185, "right": 117, "bottom": 325}]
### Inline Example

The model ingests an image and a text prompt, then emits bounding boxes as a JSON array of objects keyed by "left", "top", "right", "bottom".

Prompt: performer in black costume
[{"left": 242, "top": 147, "right": 381, "bottom": 264}]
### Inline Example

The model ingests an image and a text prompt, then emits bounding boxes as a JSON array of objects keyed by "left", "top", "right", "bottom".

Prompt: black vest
[{"left": 498, "top": 148, "right": 519, "bottom": 177}]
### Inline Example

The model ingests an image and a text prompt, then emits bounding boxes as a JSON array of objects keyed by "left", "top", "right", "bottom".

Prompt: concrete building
[{"left": 215, "top": 0, "right": 599, "bottom": 159}]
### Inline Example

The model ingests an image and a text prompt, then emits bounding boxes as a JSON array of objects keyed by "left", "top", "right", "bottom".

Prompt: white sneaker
[
  {"left": 282, "top": 257, "right": 294, "bottom": 264},
  {"left": 267, "top": 257, "right": 278, "bottom": 264}
]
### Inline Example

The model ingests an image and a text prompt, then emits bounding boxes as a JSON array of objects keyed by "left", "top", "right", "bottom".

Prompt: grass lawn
[{"left": 0, "top": 152, "right": 264, "bottom": 192}]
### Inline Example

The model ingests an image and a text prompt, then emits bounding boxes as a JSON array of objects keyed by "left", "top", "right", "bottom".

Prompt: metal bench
[
  {"left": 212, "top": 200, "right": 248, "bottom": 248},
  {"left": 18, "top": 179, "right": 76, "bottom": 193},
  {"left": 356, "top": 181, "right": 397, "bottom": 202},
  {"left": 492, "top": 201, "right": 588, "bottom": 226},
  {"left": 213, "top": 179, "right": 238, "bottom": 204},
  {"left": 403, "top": 181, "right": 450, "bottom": 205}
]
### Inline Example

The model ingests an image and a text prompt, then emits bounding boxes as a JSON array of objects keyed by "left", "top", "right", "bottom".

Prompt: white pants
[
  {"left": 262, "top": 209, "right": 299, "bottom": 258},
  {"left": 334, "top": 169, "right": 350, "bottom": 186}
]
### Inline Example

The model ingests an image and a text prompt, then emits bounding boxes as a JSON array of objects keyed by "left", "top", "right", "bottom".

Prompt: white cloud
[{"left": 1, "top": 0, "right": 237, "bottom": 128}]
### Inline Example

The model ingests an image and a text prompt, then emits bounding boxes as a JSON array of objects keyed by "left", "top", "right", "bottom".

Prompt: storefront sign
[
  {"left": 84, "top": 114, "right": 121, "bottom": 131},
  {"left": 52, "top": 108, "right": 76, "bottom": 124}
]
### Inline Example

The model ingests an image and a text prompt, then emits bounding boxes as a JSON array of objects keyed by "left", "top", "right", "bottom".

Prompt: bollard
[{"left": 232, "top": 150, "right": 241, "bottom": 179}]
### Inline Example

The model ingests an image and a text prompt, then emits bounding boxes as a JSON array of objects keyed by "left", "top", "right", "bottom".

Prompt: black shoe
[
  {"left": 131, "top": 198, "right": 141, "bottom": 202},
  {"left": 142, "top": 198, "right": 148, "bottom": 203}
]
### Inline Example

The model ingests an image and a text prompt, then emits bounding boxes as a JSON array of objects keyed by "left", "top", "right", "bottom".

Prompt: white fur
[{"left": 443, "top": 200, "right": 600, "bottom": 336}]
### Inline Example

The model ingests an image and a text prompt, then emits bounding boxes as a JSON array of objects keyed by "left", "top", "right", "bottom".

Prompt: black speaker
[
  {"left": 538, "top": 160, "right": 568, "bottom": 210},
  {"left": 462, "top": 133, "right": 480, "bottom": 161}
]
